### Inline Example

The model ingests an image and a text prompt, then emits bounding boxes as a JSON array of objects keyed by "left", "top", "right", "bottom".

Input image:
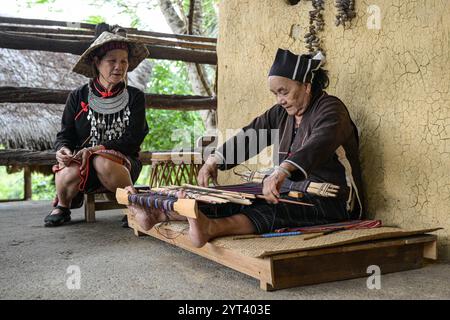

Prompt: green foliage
[
  {"left": 143, "top": 109, "right": 205, "bottom": 150},
  {"left": 144, "top": 59, "right": 205, "bottom": 152},
  {"left": 139, "top": 59, "right": 206, "bottom": 184},
  {"left": 181, "top": 0, "right": 219, "bottom": 37},
  {"left": 201, "top": 0, "right": 219, "bottom": 37},
  {"left": 83, "top": 15, "right": 106, "bottom": 24},
  {"left": 32, "top": 173, "right": 56, "bottom": 200},
  {"left": 26, "top": 0, "right": 55, "bottom": 6},
  {"left": 25, "top": 0, "right": 62, "bottom": 13},
  {"left": 136, "top": 108, "right": 205, "bottom": 185},
  {"left": 148, "top": 60, "right": 193, "bottom": 95},
  {"left": 0, "top": 168, "right": 55, "bottom": 200},
  {"left": 102, "top": 0, "right": 141, "bottom": 28},
  {"left": 0, "top": 167, "right": 24, "bottom": 200}
]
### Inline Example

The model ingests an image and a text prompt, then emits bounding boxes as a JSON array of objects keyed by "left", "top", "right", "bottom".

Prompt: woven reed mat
[{"left": 153, "top": 222, "right": 439, "bottom": 258}]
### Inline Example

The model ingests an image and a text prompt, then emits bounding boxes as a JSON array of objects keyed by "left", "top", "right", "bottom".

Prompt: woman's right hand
[
  {"left": 56, "top": 147, "right": 73, "bottom": 167},
  {"left": 197, "top": 155, "right": 219, "bottom": 187}
]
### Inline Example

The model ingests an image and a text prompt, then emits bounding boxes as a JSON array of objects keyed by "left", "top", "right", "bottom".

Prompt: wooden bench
[
  {"left": 84, "top": 191, "right": 125, "bottom": 222},
  {"left": 125, "top": 212, "right": 439, "bottom": 291}
]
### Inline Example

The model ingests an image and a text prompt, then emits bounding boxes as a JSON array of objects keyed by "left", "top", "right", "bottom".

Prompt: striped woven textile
[
  {"left": 274, "top": 220, "right": 382, "bottom": 233},
  {"left": 215, "top": 183, "right": 262, "bottom": 194}
]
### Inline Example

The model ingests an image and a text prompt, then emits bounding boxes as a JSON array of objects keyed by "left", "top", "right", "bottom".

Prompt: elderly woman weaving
[
  {"left": 127, "top": 49, "right": 364, "bottom": 247},
  {"left": 44, "top": 27, "right": 149, "bottom": 227}
]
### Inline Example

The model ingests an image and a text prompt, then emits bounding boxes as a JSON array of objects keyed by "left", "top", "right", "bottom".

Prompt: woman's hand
[
  {"left": 74, "top": 148, "right": 93, "bottom": 175},
  {"left": 262, "top": 169, "right": 289, "bottom": 204},
  {"left": 56, "top": 147, "right": 73, "bottom": 167},
  {"left": 197, "top": 155, "right": 219, "bottom": 187}
]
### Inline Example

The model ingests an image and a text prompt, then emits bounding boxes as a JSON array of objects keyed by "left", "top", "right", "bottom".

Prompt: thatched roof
[
  {"left": 0, "top": 48, "right": 152, "bottom": 150},
  {"left": 0, "top": 103, "right": 64, "bottom": 150}
]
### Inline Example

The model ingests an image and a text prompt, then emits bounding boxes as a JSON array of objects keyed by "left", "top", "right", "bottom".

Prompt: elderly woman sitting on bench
[{"left": 44, "top": 26, "right": 149, "bottom": 227}]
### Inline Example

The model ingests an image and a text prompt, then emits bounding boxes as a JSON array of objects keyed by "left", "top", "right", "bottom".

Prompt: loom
[{"left": 115, "top": 188, "right": 199, "bottom": 218}]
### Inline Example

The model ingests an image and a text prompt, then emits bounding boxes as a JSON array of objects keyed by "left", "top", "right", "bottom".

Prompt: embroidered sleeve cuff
[
  {"left": 214, "top": 150, "right": 225, "bottom": 164},
  {"left": 213, "top": 150, "right": 227, "bottom": 170},
  {"left": 282, "top": 160, "right": 308, "bottom": 179},
  {"left": 274, "top": 165, "right": 292, "bottom": 178}
]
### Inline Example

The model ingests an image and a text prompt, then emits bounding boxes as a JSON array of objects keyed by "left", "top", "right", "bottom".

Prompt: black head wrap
[{"left": 268, "top": 49, "right": 326, "bottom": 83}]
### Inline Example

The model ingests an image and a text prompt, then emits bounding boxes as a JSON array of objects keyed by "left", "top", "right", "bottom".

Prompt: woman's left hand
[
  {"left": 262, "top": 169, "right": 288, "bottom": 204},
  {"left": 74, "top": 148, "right": 93, "bottom": 174}
]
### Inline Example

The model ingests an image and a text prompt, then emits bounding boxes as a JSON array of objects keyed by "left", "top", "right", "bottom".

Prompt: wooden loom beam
[{"left": 115, "top": 188, "right": 198, "bottom": 219}]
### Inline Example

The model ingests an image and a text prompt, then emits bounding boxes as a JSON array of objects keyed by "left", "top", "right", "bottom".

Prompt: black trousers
[{"left": 199, "top": 194, "right": 351, "bottom": 234}]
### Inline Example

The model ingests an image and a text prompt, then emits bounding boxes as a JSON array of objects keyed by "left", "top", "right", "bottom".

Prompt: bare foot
[
  {"left": 129, "top": 205, "right": 163, "bottom": 231},
  {"left": 187, "top": 211, "right": 214, "bottom": 248},
  {"left": 124, "top": 186, "right": 138, "bottom": 218},
  {"left": 127, "top": 201, "right": 170, "bottom": 231}
]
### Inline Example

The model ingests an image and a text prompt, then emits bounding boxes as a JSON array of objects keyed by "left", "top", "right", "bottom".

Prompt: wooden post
[
  {"left": 84, "top": 193, "right": 96, "bottom": 222},
  {"left": 24, "top": 167, "right": 32, "bottom": 200}
]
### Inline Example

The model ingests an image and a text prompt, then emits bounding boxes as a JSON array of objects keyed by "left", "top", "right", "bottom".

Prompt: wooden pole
[
  {"left": 0, "top": 16, "right": 95, "bottom": 30},
  {"left": 0, "top": 16, "right": 217, "bottom": 43},
  {"left": 0, "top": 28, "right": 216, "bottom": 51},
  {"left": 0, "top": 87, "right": 217, "bottom": 110},
  {"left": 147, "top": 94, "right": 217, "bottom": 110},
  {"left": 182, "top": 184, "right": 257, "bottom": 199},
  {"left": 0, "top": 87, "right": 69, "bottom": 104},
  {"left": 0, "top": 25, "right": 94, "bottom": 35},
  {"left": 0, "top": 32, "right": 217, "bottom": 65},
  {"left": 0, "top": 149, "right": 153, "bottom": 166},
  {"left": 128, "top": 35, "right": 216, "bottom": 51},
  {"left": 23, "top": 166, "right": 32, "bottom": 200},
  {"left": 0, "top": 31, "right": 89, "bottom": 54}
]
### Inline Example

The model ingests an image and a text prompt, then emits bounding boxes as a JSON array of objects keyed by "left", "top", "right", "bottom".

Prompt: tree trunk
[{"left": 158, "top": 0, "right": 186, "bottom": 34}]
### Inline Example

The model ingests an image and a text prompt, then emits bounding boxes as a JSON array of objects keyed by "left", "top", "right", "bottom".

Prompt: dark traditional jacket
[
  {"left": 215, "top": 91, "right": 364, "bottom": 217},
  {"left": 54, "top": 82, "right": 149, "bottom": 159}
]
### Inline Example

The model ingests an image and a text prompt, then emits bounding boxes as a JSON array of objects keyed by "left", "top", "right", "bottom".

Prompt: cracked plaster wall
[{"left": 217, "top": 0, "right": 450, "bottom": 258}]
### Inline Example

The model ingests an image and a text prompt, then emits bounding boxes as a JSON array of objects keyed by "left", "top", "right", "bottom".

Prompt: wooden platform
[{"left": 125, "top": 212, "right": 438, "bottom": 291}]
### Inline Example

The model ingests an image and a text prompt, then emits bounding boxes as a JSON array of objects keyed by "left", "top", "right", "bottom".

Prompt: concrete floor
[{"left": 0, "top": 200, "right": 449, "bottom": 300}]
